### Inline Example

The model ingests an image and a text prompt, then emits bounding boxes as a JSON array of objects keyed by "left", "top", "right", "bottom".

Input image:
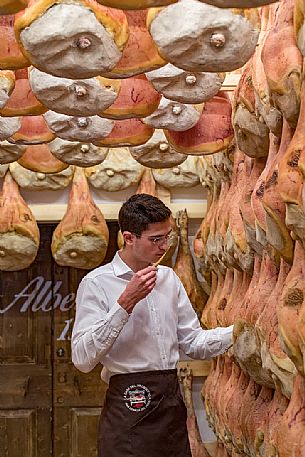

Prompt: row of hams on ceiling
[
  {"left": 0, "top": 0, "right": 292, "bottom": 274},
  {"left": 194, "top": 0, "right": 305, "bottom": 455}
]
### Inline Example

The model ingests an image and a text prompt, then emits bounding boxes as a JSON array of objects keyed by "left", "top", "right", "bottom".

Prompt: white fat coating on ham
[
  {"left": 0, "top": 117, "right": 21, "bottom": 141},
  {"left": 9, "top": 162, "right": 74, "bottom": 190},
  {"left": 152, "top": 155, "right": 200, "bottom": 188},
  {"left": 233, "top": 104, "right": 269, "bottom": 158},
  {"left": 149, "top": 0, "right": 259, "bottom": 72},
  {"left": 0, "top": 232, "right": 39, "bottom": 271},
  {"left": 85, "top": 148, "right": 144, "bottom": 191},
  {"left": 0, "top": 141, "right": 26, "bottom": 164},
  {"left": 29, "top": 68, "right": 120, "bottom": 116},
  {"left": 48, "top": 138, "right": 108, "bottom": 167},
  {"left": 43, "top": 111, "right": 114, "bottom": 142},
  {"left": 146, "top": 63, "right": 225, "bottom": 104},
  {"left": 142, "top": 97, "right": 201, "bottom": 131},
  {"left": 130, "top": 129, "right": 186, "bottom": 168},
  {"left": 20, "top": 3, "right": 122, "bottom": 79},
  {"left": 53, "top": 234, "right": 108, "bottom": 269}
]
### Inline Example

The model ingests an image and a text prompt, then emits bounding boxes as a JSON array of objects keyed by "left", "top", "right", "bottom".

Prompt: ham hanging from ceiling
[
  {"left": 85, "top": 148, "right": 144, "bottom": 191},
  {"left": 165, "top": 92, "right": 233, "bottom": 155},
  {"left": 103, "top": 9, "right": 166, "bottom": 78},
  {"left": 51, "top": 166, "right": 109, "bottom": 269},
  {"left": 43, "top": 111, "right": 114, "bottom": 142},
  {"left": 93, "top": 118, "right": 154, "bottom": 147},
  {"left": 29, "top": 67, "right": 121, "bottom": 116},
  {"left": 261, "top": 0, "right": 303, "bottom": 129},
  {"left": 14, "top": 0, "right": 129, "bottom": 79},
  {"left": 17, "top": 143, "right": 69, "bottom": 173},
  {"left": 146, "top": 63, "right": 225, "bottom": 104},
  {"left": 148, "top": 0, "right": 259, "bottom": 72},
  {"left": 0, "top": 170, "right": 40, "bottom": 271},
  {"left": 233, "top": 60, "right": 270, "bottom": 159},
  {"left": 9, "top": 114, "right": 55, "bottom": 144},
  {"left": 48, "top": 138, "right": 108, "bottom": 167},
  {"left": 101, "top": 74, "right": 161, "bottom": 120},
  {"left": 9, "top": 161, "right": 74, "bottom": 190},
  {"left": 142, "top": 97, "right": 202, "bottom": 131},
  {"left": 130, "top": 129, "right": 187, "bottom": 168}
]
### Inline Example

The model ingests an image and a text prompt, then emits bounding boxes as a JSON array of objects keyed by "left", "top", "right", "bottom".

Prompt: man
[{"left": 71, "top": 193, "right": 233, "bottom": 457}]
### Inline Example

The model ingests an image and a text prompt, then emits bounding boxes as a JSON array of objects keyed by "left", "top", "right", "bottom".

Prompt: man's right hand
[{"left": 117, "top": 266, "right": 157, "bottom": 314}]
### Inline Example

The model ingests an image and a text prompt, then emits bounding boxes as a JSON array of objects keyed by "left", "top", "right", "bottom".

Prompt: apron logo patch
[{"left": 123, "top": 384, "right": 152, "bottom": 412}]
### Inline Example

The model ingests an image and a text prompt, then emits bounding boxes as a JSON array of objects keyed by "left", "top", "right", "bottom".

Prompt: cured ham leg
[
  {"left": 277, "top": 241, "right": 305, "bottom": 375},
  {"left": 261, "top": 0, "right": 303, "bottom": 128},
  {"left": 174, "top": 209, "right": 207, "bottom": 319},
  {"left": 256, "top": 258, "right": 296, "bottom": 399},
  {"left": 262, "top": 122, "right": 295, "bottom": 265},
  {"left": 278, "top": 80, "right": 305, "bottom": 248},
  {"left": 275, "top": 374, "right": 305, "bottom": 457},
  {"left": 51, "top": 167, "right": 109, "bottom": 269},
  {"left": 178, "top": 367, "right": 210, "bottom": 457},
  {"left": 0, "top": 171, "right": 39, "bottom": 271}
]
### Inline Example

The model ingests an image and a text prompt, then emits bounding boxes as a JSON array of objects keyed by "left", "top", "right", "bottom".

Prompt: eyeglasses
[{"left": 134, "top": 231, "right": 175, "bottom": 247}]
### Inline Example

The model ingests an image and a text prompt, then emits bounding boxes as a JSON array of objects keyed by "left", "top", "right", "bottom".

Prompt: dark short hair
[{"left": 118, "top": 194, "right": 171, "bottom": 235}]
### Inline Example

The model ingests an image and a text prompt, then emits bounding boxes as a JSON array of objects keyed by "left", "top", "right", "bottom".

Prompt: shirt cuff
[{"left": 108, "top": 302, "right": 129, "bottom": 332}]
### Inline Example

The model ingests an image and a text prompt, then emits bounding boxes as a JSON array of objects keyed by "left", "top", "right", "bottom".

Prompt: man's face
[{"left": 132, "top": 218, "right": 172, "bottom": 265}]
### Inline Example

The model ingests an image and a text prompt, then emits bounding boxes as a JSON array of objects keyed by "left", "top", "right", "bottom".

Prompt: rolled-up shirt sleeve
[
  {"left": 71, "top": 277, "right": 129, "bottom": 373},
  {"left": 176, "top": 276, "right": 233, "bottom": 359}
]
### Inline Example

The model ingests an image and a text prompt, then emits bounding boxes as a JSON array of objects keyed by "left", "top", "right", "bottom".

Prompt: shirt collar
[{"left": 112, "top": 251, "right": 134, "bottom": 278}]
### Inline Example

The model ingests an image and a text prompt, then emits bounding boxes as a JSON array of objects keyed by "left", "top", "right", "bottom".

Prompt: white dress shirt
[{"left": 71, "top": 252, "right": 233, "bottom": 383}]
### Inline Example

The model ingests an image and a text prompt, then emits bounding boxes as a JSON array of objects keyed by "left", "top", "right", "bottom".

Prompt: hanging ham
[
  {"left": 17, "top": 143, "right": 69, "bottom": 173},
  {"left": 93, "top": 118, "right": 154, "bottom": 147},
  {"left": 152, "top": 156, "right": 201, "bottom": 188},
  {"left": 143, "top": 97, "right": 202, "bottom": 131},
  {"left": 130, "top": 129, "right": 187, "bottom": 168},
  {"left": 165, "top": 92, "right": 233, "bottom": 155},
  {"left": 85, "top": 148, "right": 144, "bottom": 191},
  {"left": 9, "top": 114, "right": 55, "bottom": 144},
  {"left": 14, "top": 0, "right": 129, "bottom": 78},
  {"left": 43, "top": 111, "right": 114, "bottom": 142},
  {"left": 48, "top": 138, "right": 108, "bottom": 167},
  {"left": 51, "top": 166, "right": 109, "bottom": 269},
  {"left": 146, "top": 63, "right": 225, "bottom": 105},
  {"left": 103, "top": 9, "right": 166, "bottom": 78},
  {"left": 261, "top": 0, "right": 303, "bottom": 128},
  {"left": 0, "top": 171, "right": 39, "bottom": 271},
  {"left": 101, "top": 74, "right": 161, "bottom": 120},
  {"left": 174, "top": 209, "right": 208, "bottom": 318},
  {"left": 9, "top": 161, "right": 74, "bottom": 190},
  {"left": 29, "top": 67, "right": 121, "bottom": 116},
  {"left": 148, "top": 0, "right": 259, "bottom": 72}
]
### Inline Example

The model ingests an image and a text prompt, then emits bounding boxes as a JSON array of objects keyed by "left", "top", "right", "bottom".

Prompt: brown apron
[{"left": 97, "top": 369, "right": 192, "bottom": 457}]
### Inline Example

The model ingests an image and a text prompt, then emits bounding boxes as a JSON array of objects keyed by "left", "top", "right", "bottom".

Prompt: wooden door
[{"left": 0, "top": 222, "right": 120, "bottom": 457}]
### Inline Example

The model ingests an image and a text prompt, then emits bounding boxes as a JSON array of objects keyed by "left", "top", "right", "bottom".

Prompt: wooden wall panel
[{"left": 0, "top": 409, "right": 51, "bottom": 457}]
